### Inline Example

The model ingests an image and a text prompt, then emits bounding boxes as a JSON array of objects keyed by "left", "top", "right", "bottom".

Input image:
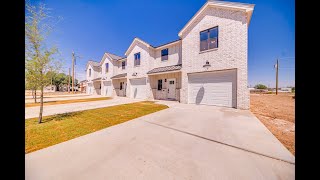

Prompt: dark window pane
[
  {"left": 162, "top": 55, "right": 168, "bottom": 61},
  {"left": 209, "top": 38, "right": 218, "bottom": 49},
  {"left": 200, "top": 40, "right": 208, "bottom": 51},
  {"left": 209, "top": 27, "right": 218, "bottom": 49},
  {"left": 122, "top": 61, "right": 125, "bottom": 69},
  {"left": 200, "top": 27, "right": 218, "bottom": 51},
  {"left": 209, "top": 27, "right": 218, "bottom": 39},
  {"left": 161, "top": 48, "right": 168, "bottom": 56},
  {"left": 200, "top": 31, "right": 208, "bottom": 41},
  {"left": 134, "top": 53, "right": 140, "bottom": 66},
  {"left": 161, "top": 48, "right": 169, "bottom": 61}
]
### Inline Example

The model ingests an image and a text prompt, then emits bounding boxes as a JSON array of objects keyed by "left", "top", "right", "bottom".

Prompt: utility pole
[
  {"left": 72, "top": 52, "right": 75, "bottom": 94},
  {"left": 68, "top": 68, "right": 71, "bottom": 93},
  {"left": 275, "top": 58, "right": 279, "bottom": 95}
]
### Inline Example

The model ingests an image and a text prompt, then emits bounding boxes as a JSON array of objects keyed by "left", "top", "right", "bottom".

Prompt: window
[
  {"left": 161, "top": 48, "right": 168, "bottom": 61},
  {"left": 134, "top": 52, "right": 140, "bottom": 66},
  {"left": 120, "top": 82, "right": 123, "bottom": 90},
  {"left": 169, "top": 80, "right": 174, "bottom": 84},
  {"left": 122, "top": 61, "right": 126, "bottom": 69},
  {"left": 158, "top": 79, "right": 162, "bottom": 90},
  {"left": 89, "top": 69, "right": 91, "bottom": 77},
  {"left": 105, "top": 63, "right": 109, "bottom": 73},
  {"left": 200, "top": 26, "right": 218, "bottom": 51}
]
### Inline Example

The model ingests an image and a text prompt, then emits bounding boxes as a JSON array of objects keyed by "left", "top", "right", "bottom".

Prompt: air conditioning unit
[{"left": 132, "top": 72, "right": 137, "bottom": 76}]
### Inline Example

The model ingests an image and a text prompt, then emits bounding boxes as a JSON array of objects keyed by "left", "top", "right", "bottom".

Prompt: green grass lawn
[
  {"left": 25, "top": 101, "right": 168, "bottom": 153},
  {"left": 25, "top": 97, "right": 112, "bottom": 107}
]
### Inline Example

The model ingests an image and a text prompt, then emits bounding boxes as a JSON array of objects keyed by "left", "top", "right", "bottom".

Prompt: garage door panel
[
  {"left": 130, "top": 78, "right": 147, "bottom": 99},
  {"left": 188, "top": 70, "right": 236, "bottom": 108},
  {"left": 103, "top": 81, "right": 112, "bottom": 97}
]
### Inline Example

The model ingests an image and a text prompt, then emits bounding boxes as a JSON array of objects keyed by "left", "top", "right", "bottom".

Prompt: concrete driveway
[{"left": 26, "top": 102, "right": 295, "bottom": 180}]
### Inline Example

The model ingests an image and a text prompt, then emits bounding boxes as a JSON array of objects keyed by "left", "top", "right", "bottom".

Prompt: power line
[
  {"left": 278, "top": 57, "right": 295, "bottom": 60},
  {"left": 279, "top": 67, "right": 295, "bottom": 69}
]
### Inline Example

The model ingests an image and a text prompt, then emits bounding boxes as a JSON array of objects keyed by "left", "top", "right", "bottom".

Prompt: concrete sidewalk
[
  {"left": 25, "top": 94, "right": 99, "bottom": 103},
  {"left": 25, "top": 93, "right": 88, "bottom": 99},
  {"left": 25, "top": 97, "right": 142, "bottom": 119},
  {"left": 26, "top": 102, "right": 294, "bottom": 179}
]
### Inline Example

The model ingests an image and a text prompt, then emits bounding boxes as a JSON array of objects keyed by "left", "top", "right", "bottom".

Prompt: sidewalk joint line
[{"left": 144, "top": 120, "right": 295, "bottom": 165}]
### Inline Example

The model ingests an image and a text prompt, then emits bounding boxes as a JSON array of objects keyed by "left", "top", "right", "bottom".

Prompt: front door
[
  {"left": 167, "top": 78, "right": 176, "bottom": 99},
  {"left": 124, "top": 82, "right": 127, "bottom": 96},
  {"left": 119, "top": 81, "right": 126, "bottom": 97}
]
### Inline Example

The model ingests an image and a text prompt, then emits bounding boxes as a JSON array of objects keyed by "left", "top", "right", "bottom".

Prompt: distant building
[
  {"left": 44, "top": 85, "right": 56, "bottom": 92},
  {"left": 280, "top": 87, "right": 292, "bottom": 92}
]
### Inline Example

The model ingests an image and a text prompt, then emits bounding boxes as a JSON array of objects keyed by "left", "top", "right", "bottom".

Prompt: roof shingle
[
  {"left": 106, "top": 52, "right": 123, "bottom": 60},
  {"left": 147, "top": 64, "right": 182, "bottom": 74},
  {"left": 111, "top": 73, "right": 127, "bottom": 79}
]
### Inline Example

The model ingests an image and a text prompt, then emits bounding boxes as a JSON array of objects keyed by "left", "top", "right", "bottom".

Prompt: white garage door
[
  {"left": 188, "top": 69, "right": 237, "bottom": 108},
  {"left": 130, "top": 78, "right": 147, "bottom": 99},
  {"left": 103, "top": 81, "right": 113, "bottom": 97}
]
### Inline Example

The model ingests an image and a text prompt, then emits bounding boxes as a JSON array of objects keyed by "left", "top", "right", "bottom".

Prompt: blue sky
[{"left": 34, "top": 0, "right": 295, "bottom": 87}]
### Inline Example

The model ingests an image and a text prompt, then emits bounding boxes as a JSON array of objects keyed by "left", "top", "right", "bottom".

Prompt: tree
[
  {"left": 26, "top": 69, "right": 39, "bottom": 103},
  {"left": 254, "top": 84, "right": 267, "bottom": 89},
  {"left": 25, "top": 1, "right": 61, "bottom": 123},
  {"left": 47, "top": 72, "right": 78, "bottom": 91}
]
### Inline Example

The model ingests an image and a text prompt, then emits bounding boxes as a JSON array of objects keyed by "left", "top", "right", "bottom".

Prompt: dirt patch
[{"left": 250, "top": 93, "right": 295, "bottom": 155}]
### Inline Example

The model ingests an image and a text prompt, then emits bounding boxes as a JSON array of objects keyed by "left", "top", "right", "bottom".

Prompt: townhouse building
[{"left": 85, "top": 0, "right": 255, "bottom": 109}]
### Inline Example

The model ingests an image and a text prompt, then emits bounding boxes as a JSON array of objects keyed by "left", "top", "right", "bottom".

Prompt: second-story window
[
  {"left": 161, "top": 48, "right": 168, "bottom": 61},
  {"left": 134, "top": 52, "right": 140, "bottom": 66},
  {"left": 89, "top": 69, "right": 91, "bottom": 77},
  {"left": 200, "top": 26, "right": 218, "bottom": 52},
  {"left": 122, "top": 61, "right": 126, "bottom": 69},
  {"left": 105, "top": 63, "right": 109, "bottom": 73}
]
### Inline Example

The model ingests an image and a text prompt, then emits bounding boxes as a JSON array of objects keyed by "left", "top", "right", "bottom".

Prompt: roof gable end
[
  {"left": 178, "top": 1, "right": 255, "bottom": 37},
  {"left": 124, "top": 38, "right": 151, "bottom": 56}
]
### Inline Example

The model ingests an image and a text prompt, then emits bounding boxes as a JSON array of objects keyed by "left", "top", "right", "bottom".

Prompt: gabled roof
[
  {"left": 100, "top": 52, "right": 124, "bottom": 65},
  {"left": 153, "top": 39, "right": 181, "bottom": 49},
  {"left": 178, "top": 0, "right": 255, "bottom": 37},
  {"left": 89, "top": 60, "right": 100, "bottom": 66},
  {"left": 125, "top": 38, "right": 151, "bottom": 56},
  {"left": 86, "top": 60, "right": 101, "bottom": 70},
  {"left": 124, "top": 37, "right": 182, "bottom": 56},
  {"left": 107, "top": 52, "right": 123, "bottom": 60}
]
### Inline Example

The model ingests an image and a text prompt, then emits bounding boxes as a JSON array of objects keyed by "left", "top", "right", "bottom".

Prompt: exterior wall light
[{"left": 203, "top": 60, "right": 211, "bottom": 68}]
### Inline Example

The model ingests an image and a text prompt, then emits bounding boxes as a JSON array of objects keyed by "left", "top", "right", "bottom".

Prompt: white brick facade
[
  {"left": 180, "top": 7, "right": 250, "bottom": 109},
  {"left": 85, "top": 1, "right": 254, "bottom": 109}
]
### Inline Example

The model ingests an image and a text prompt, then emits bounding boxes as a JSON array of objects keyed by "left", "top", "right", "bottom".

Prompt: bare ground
[{"left": 250, "top": 93, "right": 295, "bottom": 155}]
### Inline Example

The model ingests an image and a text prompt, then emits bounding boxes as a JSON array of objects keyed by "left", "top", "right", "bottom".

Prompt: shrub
[
  {"left": 291, "top": 87, "right": 295, "bottom": 93},
  {"left": 254, "top": 84, "right": 267, "bottom": 89}
]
